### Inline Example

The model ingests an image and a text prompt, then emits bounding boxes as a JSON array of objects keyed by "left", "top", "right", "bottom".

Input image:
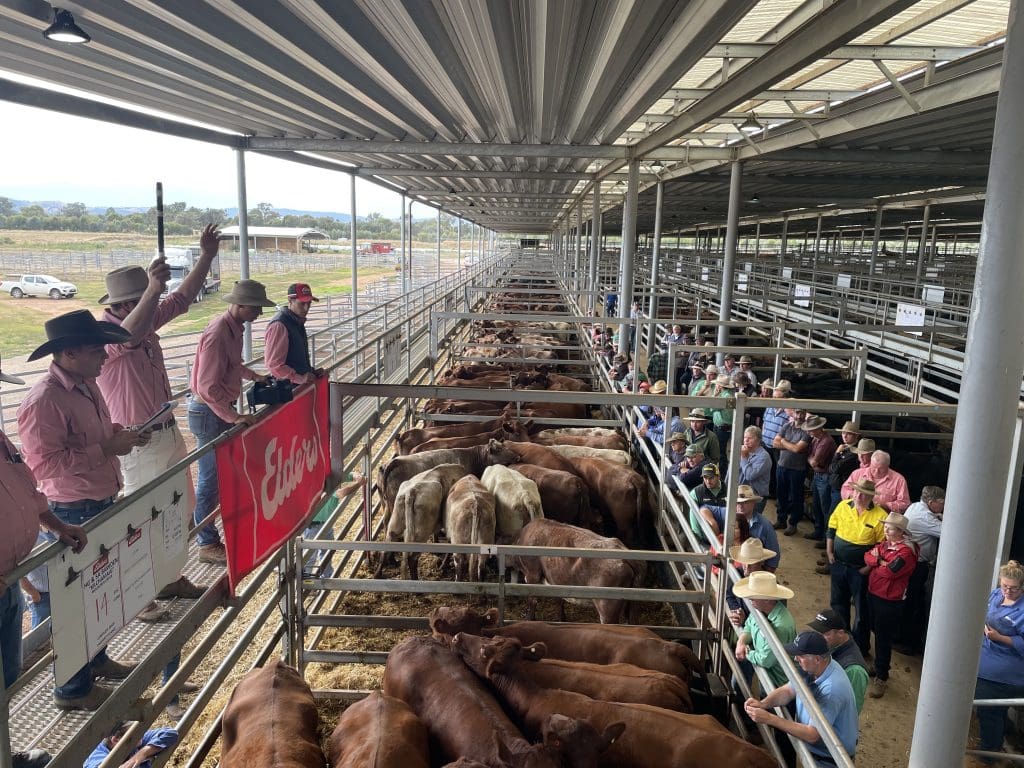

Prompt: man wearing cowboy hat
[
  {"left": 841, "top": 448, "right": 910, "bottom": 514},
  {"left": 827, "top": 421, "right": 862, "bottom": 513},
  {"left": 670, "top": 442, "right": 710, "bottom": 491},
  {"left": 745, "top": 631, "right": 859, "bottom": 766},
  {"left": 727, "top": 538, "right": 777, "bottom": 627},
  {"left": 861, "top": 511, "right": 918, "bottom": 699},
  {"left": 807, "top": 609, "right": 869, "bottom": 713},
  {"left": 804, "top": 415, "right": 836, "bottom": 543},
  {"left": 698, "top": 484, "right": 780, "bottom": 572},
  {"left": 773, "top": 405, "right": 811, "bottom": 536},
  {"left": 733, "top": 571, "right": 796, "bottom": 688},
  {"left": 825, "top": 478, "right": 887, "bottom": 656},
  {"left": 265, "top": 283, "right": 324, "bottom": 386},
  {"left": 188, "top": 279, "right": 275, "bottom": 565},
  {"left": 17, "top": 310, "right": 147, "bottom": 710},
  {"left": 664, "top": 431, "right": 688, "bottom": 481},
  {"left": 0, "top": 356, "right": 88, "bottom": 765},
  {"left": 682, "top": 407, "right": 721, "bottom": 463},
  {"left": 710, "top": 375, "right": 736, "bottom": 470},
  {"left": 736, "top": 354, "right": 758, "bottom": 391}
]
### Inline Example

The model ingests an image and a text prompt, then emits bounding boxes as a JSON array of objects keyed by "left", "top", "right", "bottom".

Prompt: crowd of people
[
  {"left": 598, "top": 319, "right": 1022, "bottom": 766},
  {"left": 0, "top": 228, "right": 330, "bottom": 767}
]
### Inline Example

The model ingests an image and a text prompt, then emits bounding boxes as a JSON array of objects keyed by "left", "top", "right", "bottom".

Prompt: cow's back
[{"left": 329, "top": 690, "right": 429, "bottom": 768}]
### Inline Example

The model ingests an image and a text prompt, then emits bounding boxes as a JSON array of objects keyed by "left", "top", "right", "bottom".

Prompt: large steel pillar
[
  {"left": 813, "top": 213, "right": 823, "bottom": 261},
  {"left": 457, "top": 217, "right": 462, "bottom": 269},
  {"left": 869, "top": 203, "right": 884, "bottom": 280},
  {"left": 647, "top": 181, "right": 664, "bottom": 355},
  {"left": 617, "top": 159, "right": 639, "bottom": 356},
  {"left": 911, "top": 3, "right": 1024, "bottom": 763},
  {"left": 400, "top": 193, "right": 408, "bottom": 294},
  {"left": 436, "top": 208, "right": 442, "bottom": 278},
  {"left": 915, "top": 202, "right": 931, "bottom": 280},
  {"left": 350, "top": 173, "right": 358, "bottom": 323},
  {"left": 780, "top": 215, "right": 789, "bottom": 266},
  {"left": 235, "top": 149, "right": 252, "bottom": 359},
  {"left": 576, "top": 200, "right": 584, "bottom": 296},
  {"left": 589, "top": 184, "right": 601, "bottom": 314},
  {"left": 716, "top": 161, "right": 742, "bottom": 363}
]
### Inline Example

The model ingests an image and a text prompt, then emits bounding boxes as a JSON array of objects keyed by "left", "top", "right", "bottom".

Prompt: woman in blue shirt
[{"left": 975, "top": 560, "right": 1024, "bottom": 757}]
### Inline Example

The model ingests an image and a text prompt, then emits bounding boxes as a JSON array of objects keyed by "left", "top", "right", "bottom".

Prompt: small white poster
[
  {"left": 896, "top": 302, "right": 926, "bottom": 336},
  {"left": 162, "top": 494, "right": 185, "bottom": 559},
  {"left": 922, "top": 284, "right": 945, "bottom": 304},
  {"left": 82, "top": 550, "right": 122, "bottom": 660},
  {"left": 744, "top": 262, "right": 752, "bottom": 273},
  {"left": 737, "top": 273, "right": 749, "bottom": 293},
  {"left": 794, "top": 284, "right": 812, "bottom": 308},
  {"left": 120, "top": 523, "right": 156, "bottom": 622},
  {"left": 782, "top": 267, "right": 793, "bottom": 279},
  {"left": 701, "top": 267, "right": 710, "bottom": 281},
  {"left": 836, "top": 273, "right": 852, "bottom": 288}
]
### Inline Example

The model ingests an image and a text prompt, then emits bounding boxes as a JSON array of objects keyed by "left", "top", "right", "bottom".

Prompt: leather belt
[
  {"left": 50, "top": 496, "right": 115, "bottom": 510},
  {"left": 148, "top": 418, "right": 176, "bottom": 432}
]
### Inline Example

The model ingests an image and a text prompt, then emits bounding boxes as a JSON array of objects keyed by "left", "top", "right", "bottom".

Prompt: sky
[{"left": 0, "top": 100, "right": 408, "bottom": 217}]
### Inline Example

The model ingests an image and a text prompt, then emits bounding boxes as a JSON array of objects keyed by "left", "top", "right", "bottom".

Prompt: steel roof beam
[
  {"left": 663, "top": 88, "right": 867, "bottom": 101},
  {"left": 638, "top": 112, "right": 828, "bottom": 123},
  {"left": 755, "top": 149, "right": 991, "bottom": 166},
  {"left": 706, "top": 43, "right": 987, "bottom": 60},
  {"left": 354, "top": 168, "right": 593, "bottom": 181}
]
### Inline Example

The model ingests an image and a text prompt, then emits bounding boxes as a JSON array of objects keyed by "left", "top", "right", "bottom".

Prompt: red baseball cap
[{"left": 287, "top": 283, "right": 319, "bottom": 302}]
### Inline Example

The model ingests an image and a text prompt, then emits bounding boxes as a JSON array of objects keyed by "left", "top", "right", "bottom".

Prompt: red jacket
[{"left": 864, "top": 539, "right": 918, "bottom": 601}]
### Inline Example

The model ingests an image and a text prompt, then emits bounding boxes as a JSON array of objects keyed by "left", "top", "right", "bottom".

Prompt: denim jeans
[
  {"left": 810, "top": 473, "right": 832, "bottom": 539},
  {"left": 188, "top": 400, "right": 232, "bottom": 547},
  {"left": 0, "top": 585, "right": 24, "bottom": 688},
  {"left": 48, "top": 498, "right": 115, "bottom": 698},
  {"left": 776, "top": 465, "right": 806, "bottom": 527},
  {"left": 975, "top": 677, "right": 1024, "bottom": 752},
  {"left": 28, "top": 591, "right": 50, "bottom": 629}
]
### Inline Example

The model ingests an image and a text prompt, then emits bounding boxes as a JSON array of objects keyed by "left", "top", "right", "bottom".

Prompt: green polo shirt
[{"left": 743, "top": 601, "right": 797, "bottom": 688}]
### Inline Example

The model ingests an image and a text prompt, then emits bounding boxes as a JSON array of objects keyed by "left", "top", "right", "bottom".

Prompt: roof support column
[
  {"left": 436, "top": 208, "right": 442, "bottom": 279},
  {"left": 929, "top": 224, "right": 939, "bottom": 265},
  {"left": 754, "top": 221, "right": 761, "bottom": 256},
  {"left": 915, "top": 203, "right": 931, "bottom": 280},
  {"left": 400, "top": 193, "right": 408, "bottom": 295},
  {"left": 717, "top": 160, "right": 743, "bottom": 364},
  {"left": 780, "top": 216, "right": 789, "bottom": 267},
  {"left": 457, "top": 217, "right": 462, "bottom": 270},
  {"left": 813, "top": 214, "right": 823, "bottom": 261},
  {"left": 350, "top": 173, "right": 358, "bottom": 328},
  {"left": 647, "top": 181, "right": 664, "bottom": 356},
  {"left": 911, "top": 2, "right": 1024, "bottom": 763},
  {"left": 616, "top": 158, "right": 639, "bottom": 356},
  {"left": 235, "top": 148, "right": 252, "bottom": 360},
  {"left": 589, "top": 184, "right": 601, "bottom": 315},
  {"left": 901, "top": 225, "right": 910, "bottom": 258},
  {"left": 576, "top": 200, "right": 584, "bottom": 299},
  {"left": 869, "top": 204, "right": 884, "bottom": 285}
]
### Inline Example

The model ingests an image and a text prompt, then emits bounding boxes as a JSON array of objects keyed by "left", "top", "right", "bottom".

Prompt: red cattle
[
  {"left": 510, "top": 519, "right": 644, "bottom": 624},
  {"left": 508, "top": 443, "right": 580, "bottom": 476},
  {"left": 397, "top": 416, "right": 507, "bottom": 455},
  {"left": 567, "top": 456, "right": 647, "bottom": 546},
  {"left": 329, "top": 690, "right": 429, "bottom": 768},
  {"left": 509, "top": 464, "right": 596, "bottom": 530},
  {"left": 450, "top": 634, "right": 774, "bottom": 768},
  {"left": 526, "top": 658, "right": 693, "bottom": 712},
  {"left": 220, "top": 660, "right": 324, "bottom": 768},
  {"left": 532, "top": 432, "right": 628, "bottom": 451},
  {"left": 411, "top": 420, "right": 531, "bottom": 454}
]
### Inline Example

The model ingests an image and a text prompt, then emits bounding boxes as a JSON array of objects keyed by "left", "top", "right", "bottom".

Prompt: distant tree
[
  {"left": 61, "top": 202, "right": 88, "bottom": 218},
  {"left": 0, "top": 197, "right": 13, "bottom": 217},
  {"left": 21, "top": 205, "right": 46, "bottom": 218},
  {"left": 199, "top": 208, "right": 226, "bottom": 226}
]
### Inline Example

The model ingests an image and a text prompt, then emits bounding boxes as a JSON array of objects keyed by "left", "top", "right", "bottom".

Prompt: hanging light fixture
[
  {"left": 43, "top": 8, "right": 91, "bottom": 43},
  {"left": 750, "top": 194, "right": 761, "bottom": 204},
  {"left": 738, "top": 113, "right": 762, "bottom": 134}
]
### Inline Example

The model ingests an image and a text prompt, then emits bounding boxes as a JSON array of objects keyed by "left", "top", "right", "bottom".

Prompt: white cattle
[
  {"left": 481, "top": 464, "right": 544, "bottom": 540},
  {"left": 545, "top": 444, "right": 631, "bottom": 466},
  {"left": 444, "top": 475, "right": 497, "bottom": 582}
]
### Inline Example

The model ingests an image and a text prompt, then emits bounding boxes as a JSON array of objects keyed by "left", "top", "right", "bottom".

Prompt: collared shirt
[
  {"left": 794, "top": 659, "right": 858, "bottom": 760},
  {"left": 711, "top": 390, "right": 733, "bottom": 428},
  {"left": 703, "top": 507, "right": 781, "bottom": 570},
  {"left": 191, "top": 310, "right": 259, "bottom": 423},
  {"left": 761, "top": 407, "right": 789, "bottom": 443},
  {"left": 17, "top": 363, "right": 121, "bottom": 503},
  {"left": 737, "top": 445, "right": 772, "bottom": 497},
  {"left": 841, "top": 466, "right": 910, "bottom": 513},
  {"left": 264, "top": 309, "right": 309, "bottom": 385},
  {"left": 777, "top": 421, "right": 810, "bottom": 470},
  {"left": 646, "top": 352, "right": 668, "bottom": 384},
  {"left": 743, "top": 601, "right": 796, "bottom": 688},
  {"left": 808, "top": 433, "right": 837, "bottom": 475},
  {"left": 827, "top": 499, "right": 887, "bottom": 546},
  {"left": 84, "top": 728, "right": 178, "bottom": 768},
  {"left": 98, "top": 292, "right": 190, "bottom": 425},
  {"left": 647, "top": 414, "right": 684, "bottom": 446},
  {"left": 0, "top": 433, "right": 46, "bottom": 575},
  {"left": 905, "top": 500, "right": 942, "bottom": 563},
  {"left": 684, "top": 426, "right": 720, "bottom": 463},
  {"left": 978, "top": 589, "right": 1024, "bottom": 686}
]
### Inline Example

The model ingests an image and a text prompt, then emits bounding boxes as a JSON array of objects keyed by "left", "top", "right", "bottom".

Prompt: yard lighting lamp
[
  {"left": 43, "top": 8, "right": 91, "bottom": 43},
  {"left": 738, "top": 113, "right": 762, "bottom": 134},
  {"left": 749, "top": 194, "right": 761, "bottom": 204}
]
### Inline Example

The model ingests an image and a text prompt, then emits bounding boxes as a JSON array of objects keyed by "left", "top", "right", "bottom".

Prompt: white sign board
[
  {"left": 782, "top": 267, "right": 793, "bottom": 279},
  {"left": 50, "top": 471, "right": 190, "bottom": 686},
  {"left": 382, "top": 327, "right": 402, "bottom": 379},
  {"left": 737, "top": 273, "right": 749, "bottom": 293},
  {"left": 896, "top": 302, "right": 926, "bottom": 336},
  {"left": 701, "top": 267, "right": 710, "bottom": 281},
  {"left": 794, "top": 284, "right": 812, "bottom": 308},
  {"left": 744, "top": 262, "right": 753, "bottom": 273},
  {"left": 836, "top": 273, "right": 852, "bottom": 289},
  {"left": 922, "top": 284, "right": 946, "bottom": 304}
]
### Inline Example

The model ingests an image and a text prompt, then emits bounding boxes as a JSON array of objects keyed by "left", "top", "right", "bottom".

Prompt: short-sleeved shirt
[
  {"left": 777, "top": 421, "right": 810, "bottom": 471},
  {"left": 905, "top": 500, "right": 942, "bottom": 563},
  {"left": 0, "top": 433, "right": 45, "bottom": 575},
  {"left": 795, "top": 659, "right": 858, "bottom": 761},
  {"left": 827, "top": 500, "right": 886, "bottom": 566},
  {"left": 742, "top": 601, "right": 796, "bottom": 688},
  {"left": 84, "top": 728, "right": 178, "bottom": 768}
]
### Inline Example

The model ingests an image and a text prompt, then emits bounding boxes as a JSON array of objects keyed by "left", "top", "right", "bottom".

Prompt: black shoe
[
  {"left": 814, "top": 540, "right": 827, "bottom": 549},
  {"left": 803, "top": 532, "right": 823, "bottom": 541},
  {"left": 893, "top": 643, "right": 921, "bottom": 656},
  {"left": 773, "top": 520, "right": 787, "bottom": 531},
  {"left": 783, "top": 526, "right": 799, "bottom": 537},
  {"left": 14, "top": 750, "right": 51, "bottom": 768}
]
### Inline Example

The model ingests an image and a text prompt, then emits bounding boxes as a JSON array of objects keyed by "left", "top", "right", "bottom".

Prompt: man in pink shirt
[
  {"left": 18, "top": 310, "right": 146, "bottom": 710},
  {"left": 188, "top": 279, "right": 273, "bottom": 564},
  {"left": 842, "top": 449, "right": 911, "bottom": 513},
  {"left": 264, "top": 282, "right": 323, "bottom": 385},
  {"left": 0, "top": 356, "right": 87, "bottom": 735}
]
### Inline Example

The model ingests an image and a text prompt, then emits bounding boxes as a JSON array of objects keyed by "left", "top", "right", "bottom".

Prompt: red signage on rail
[{"left": 216, "top": 377, "right": 330, "bottom": 593}]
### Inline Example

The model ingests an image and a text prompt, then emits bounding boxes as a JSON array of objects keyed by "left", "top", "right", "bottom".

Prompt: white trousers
[{"left": 119, "top": 423, "right": 195, "bottom": 508}]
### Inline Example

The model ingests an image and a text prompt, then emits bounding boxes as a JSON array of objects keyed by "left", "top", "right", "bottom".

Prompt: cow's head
[
  {"left": 427, "top": 605, "right": 499, "bottom": 638},
  {"left": 542, "top": 714, "right": 625, "bottom": 768},
  {"left": 451, "top": 633, "right": 534, "bottom": 678},
  {"left": 485, "top": 438, "right": 519, "bottom": 466}
]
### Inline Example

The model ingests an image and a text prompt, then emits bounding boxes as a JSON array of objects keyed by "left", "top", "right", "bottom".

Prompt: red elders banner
[{"left": 216, "top": 377, "right": 330, "bottom": 593}]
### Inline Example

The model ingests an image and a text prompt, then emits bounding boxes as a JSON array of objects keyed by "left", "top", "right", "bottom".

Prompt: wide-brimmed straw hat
[
  {"left": 883, "top": 511, "right": 910, "bottom": 533},
  {"left": 837, "top": 420, "right": 861, "bottom": 434},
  {"left": 760, "top": 378, "right": 774, "bottom": 389},
  {"left": 736, "top": 484, "right": 763, "bottom": 503},
  {"left": 851, "top": 478, "right": 877, "bottom": 496},
  {"left": 28, "top": 310, "right": 132, "bottom": 361},
  {"left": 650, "top": 380, "right": 667, "bottom": 394},
  {"left": 730, "top": 537, "right": 777, "bottom": 564},
  {"left": 686, "top": 408, "right": 710, "bottom": 421},
  {"left": 669, "top": 432, "right": 687, "bottom": 443},
  {"left": 715, "top": 375, "right": 737, "bottom": 389},
  {"left": 221, "top": 279, "right": 275, "bottom": 307},
  {"left": 99, "top": 266, "right": 148, "bottom": 304},
  {"left": 851, "top": 438, "right": 876, "bottom": 455},
  {"left": 802, "top": 415, "right": 827, "bottom": 431},
  {"left": 733, "top": 571, "right": 794, "bottom": 600},
  {"left": 773, "top": 379, "right": 792, "bottom": 394},
  {"left": 704, "top": 364, "right": 719, "bottom": 377},
  {"left": 738, "top": 355, "right": 753, "bottom": 364}
]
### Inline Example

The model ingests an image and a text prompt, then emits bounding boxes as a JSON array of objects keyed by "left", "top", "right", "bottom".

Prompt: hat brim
[
  {"left": 783, "top": 640, "right": 827, "bottom": 656},
  {"left": 736, "top": 494, "right": 763, "bottom": 504},
  {"left": 733, "top": 582, "right": 794, "bottom": 600},
  {"left": 851, "top": 447, "right": 874, "bottom": 455},
  {"left": 851, "top": 482, "right": 876, "bottom": 495},
  {"left": 289, "top": 295, "right": 319, "bottom": 302},
  {"left": 27, "top": 324, "right": 132, "bottom": 362},
  {"left": 221, "top": 293, "right": 276, "bottom": 308},
  {"left": 685, "top": 415, "right": 710, "bottom": 421},
  {"left": 729, "top": 545, "right": 776, "bottom": 563},
  {"left": 98, "top": 290, "right": 145, "bottom": 305},
  {"left": 0, "top": 371, "right": 25, "bottom": 385}
]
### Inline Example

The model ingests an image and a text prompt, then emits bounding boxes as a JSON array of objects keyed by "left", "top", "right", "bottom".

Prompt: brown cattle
[
  {"left": 329, "top": 691, "right": 429, "bottom": 768},
  {"left": 510, "top": 519, "right": 644, "bottom": 625},
  {"left": 508, "top": 443, "right": 580, "bottom": 476},
  {"left": 397, "top": 417, "right": 507, "bottom": 455},
  {"left": 546, "top": 445, "right": 631, "bottom": 465},
  {"left": 532, "top": 433, "right": 628, "bottom": 451},
  {"left": 429, "top": 606, "right": 701, "bottom": 682},
  {"left": 382, "top": 635, "right": 564, "bottom": 768},
  {"left": 568, "top": 456, "right": 646, "bottom": 546},
  {"left": 450, "top": 634, "right": 774, "bottom": 768},
  {"left": 509, "top": 464, "right": 596, "bottom": 530},
  {"left": 220, "top": 660, "right": 324, "bottom": 768},
  {"left": 445, "top": 475, "right": 497, "bottom": 581},
  {"left": 526, "top": 658, "right": 693, "bottom": 712},
  {"left": 411, "top": 420, "right": 532, "bottom": 454}
]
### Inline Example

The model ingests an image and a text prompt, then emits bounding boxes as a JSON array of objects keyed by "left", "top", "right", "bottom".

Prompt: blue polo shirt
[
  {"left": 85, "top": 729, "right": 178, "bottom": 768},
  {"left": 705, "top": 506, "right": 781, "bottom": 570},
  {"left": 796, "top": 659, "right": 858, "bottom": 762}
]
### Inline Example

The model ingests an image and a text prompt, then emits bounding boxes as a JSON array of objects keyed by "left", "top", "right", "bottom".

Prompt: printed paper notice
[
  {"left": 82, "top": 551, "right": 122, "bottom": 659},
  {"left": 162, "top": 498, "right": 185, "bottom": 559},
  {"left": 120, "top": 523, "right": 156, "bottom": 621}
]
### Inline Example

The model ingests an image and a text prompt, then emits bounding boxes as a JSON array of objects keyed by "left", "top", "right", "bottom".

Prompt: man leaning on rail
[
  {"left": 264, "top": 282, "right": 325, "bottom": 385},
  {"left": 17, "top": 311, "right": 147, "bottom": 710},
  {"left": 0, "top": 355, "right": 86, "bottom": 765},
  {"left": 187, "top": 279, "right": 274, "bottom": 564}
]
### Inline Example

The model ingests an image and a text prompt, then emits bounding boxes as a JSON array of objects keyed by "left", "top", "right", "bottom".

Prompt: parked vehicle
[
  {"left": 1, "top": 274, "right": 78, "bottom": 299},
  {"left": 159, "top": 245, "right": 221, "bottom": 301}
]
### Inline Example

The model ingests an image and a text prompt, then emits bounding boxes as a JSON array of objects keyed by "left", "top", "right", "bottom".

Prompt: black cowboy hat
[{"left": 28, "top": 310, "right": 132, "bottom": 361}]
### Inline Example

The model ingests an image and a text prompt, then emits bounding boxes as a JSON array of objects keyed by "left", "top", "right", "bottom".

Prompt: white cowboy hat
[
  {"left": 730, "top": 537, "right": 777, "bottom": 564},
  {"left": 733, "top": 571, "right": 794, "bottom": 600}
]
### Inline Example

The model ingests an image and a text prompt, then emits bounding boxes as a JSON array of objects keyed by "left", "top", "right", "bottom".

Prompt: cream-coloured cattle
[{"left": 481, "top": 464, "right": 544, "bottom": 541}]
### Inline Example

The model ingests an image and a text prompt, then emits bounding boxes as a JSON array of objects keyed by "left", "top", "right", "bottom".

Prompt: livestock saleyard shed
[
  {"left": 218, "top": 225, "right": 329, "bottom": 253},
  {"left": 0, "top": 1, "right": 1021, "bottom": 766}
]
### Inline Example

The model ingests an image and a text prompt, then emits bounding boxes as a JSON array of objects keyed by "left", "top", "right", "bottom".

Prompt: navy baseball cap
[{"left": 784, "top": 631, "right": 830, "bottom": 657}]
